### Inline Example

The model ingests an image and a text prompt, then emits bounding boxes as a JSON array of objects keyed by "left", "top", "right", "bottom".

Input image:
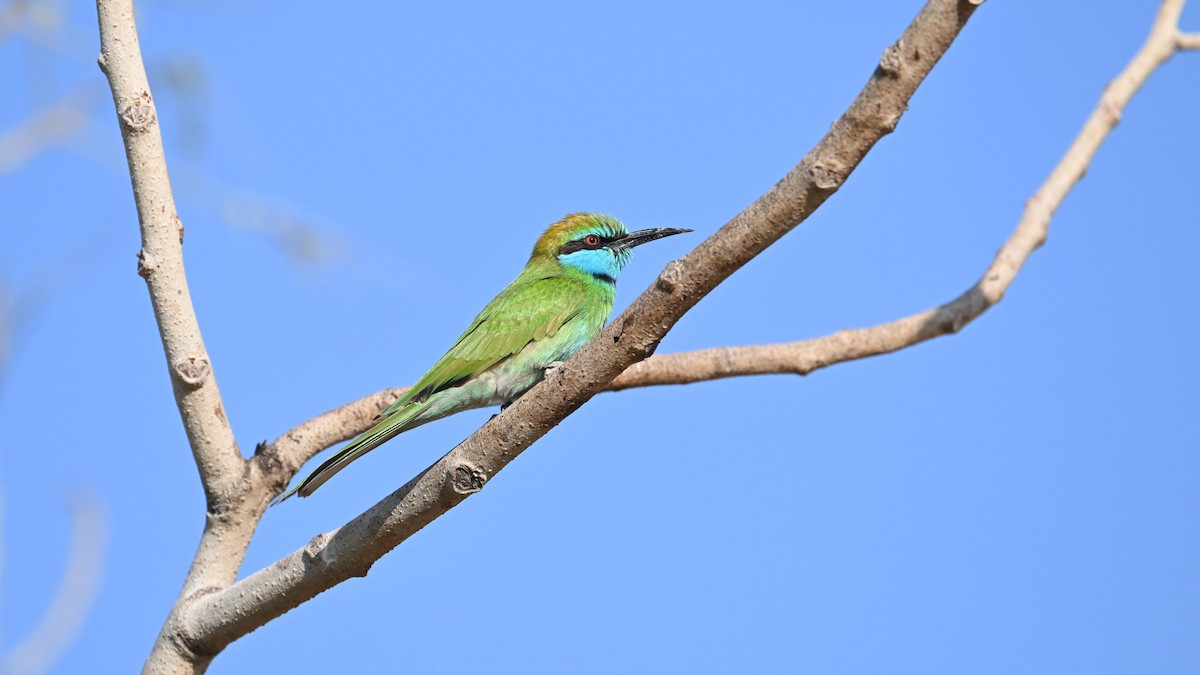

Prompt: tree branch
[
  {"left": 181, "top": 0, "right": 982, "bottom": 656},
  {"left": 545, "top": 0, "right": 1200, "bottom": 390},
  {"left": 255, "top": 387, "right": 407, "bottom": 488},
  {"left": 97, "top": 0, "right": 242, "bottom": 508},
  {"left": 96, "top": 0, "right": 261, "bottom": 672}
]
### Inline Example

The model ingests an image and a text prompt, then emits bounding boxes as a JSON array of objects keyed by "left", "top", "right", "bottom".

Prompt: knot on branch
[
  {"left": 175, "top": 356, "right": 211, "bottom": 386},
  {"left": 120, "top": 91, "right": 157, "bottom": 131},
  {"left": 1099, "top": 97, "right": 1123, "bottom": 127},
  {"left": 882, "top": 109, "right": 905, "bottom": 134},
  {"left": 809, "top": 161, "right": 846, "bottom": 190},
  {"left": 303, "top": 533, "right": 330, "bottom": 565},
  {"left": 879, "top": 40, "right": 905, "bottom": 76},
  {"left": 639, "top": 336, "right": 664, "bottom": 360},
  {"left": 136, "top": 250, "right": 154, "bottom": 278},
  {"left": 448, "top": 463, "right": 487, "bottom": 495},
  {"left": 656, "top": 260, "right": 683, "bottom": 294}
]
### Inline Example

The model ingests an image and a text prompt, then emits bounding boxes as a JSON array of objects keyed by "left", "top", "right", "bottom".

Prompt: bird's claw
[{"left": 544, "top": 360, "right": 566, "bottom": 378}]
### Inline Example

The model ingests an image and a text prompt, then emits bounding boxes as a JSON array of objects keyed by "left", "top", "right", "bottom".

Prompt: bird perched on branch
[{"left": 274, "top": 213, "right": 691, "bottom": 503}]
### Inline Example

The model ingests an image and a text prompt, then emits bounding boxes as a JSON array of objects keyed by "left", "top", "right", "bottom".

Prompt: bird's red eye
[{"left": 584, "top": 235, "right": 600, "bottom": 247}]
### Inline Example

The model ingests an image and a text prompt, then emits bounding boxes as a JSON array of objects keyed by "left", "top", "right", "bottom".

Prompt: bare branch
[
  {"left": 96, "top": 0, "right": 242, "bottom": 506},
  {"left": 601, "top": 0, "right": 1200, "bottom": 392},
  {"left": 256, "top": 387, "right": 407, "bottom": 486},
  {"left": 182, "top": 0, "right": 982, "bottom": 655},
  {"left": 97, "top": 1, "right": 260, "bottom": 671},
  {"left": 1178, "top": 31, "right": 1200, "bottom": 50},
  {"left": 606, "top": 303, "right": 982, "bottom": 390}
]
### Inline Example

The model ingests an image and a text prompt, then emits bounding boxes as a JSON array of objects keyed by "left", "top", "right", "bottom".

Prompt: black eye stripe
[{"left": 558, "top": 233, "right": 618, "bottom": 256}]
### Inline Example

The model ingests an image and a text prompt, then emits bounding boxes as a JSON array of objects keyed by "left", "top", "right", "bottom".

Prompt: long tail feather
[{"left": 271, "top": 401, "right": 429, "bottom": 505}]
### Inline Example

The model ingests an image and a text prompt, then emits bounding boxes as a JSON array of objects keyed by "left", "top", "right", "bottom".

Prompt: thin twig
[{"left": 256, "top": 387, "right": 407, "bottom": 488}]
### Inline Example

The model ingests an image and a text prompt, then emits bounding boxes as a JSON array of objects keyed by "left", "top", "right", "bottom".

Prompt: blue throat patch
[{"left": 558, "top": 247, "right": 631, "bottom": 282}]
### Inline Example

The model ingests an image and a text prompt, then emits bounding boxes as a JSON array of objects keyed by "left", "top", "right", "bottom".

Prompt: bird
[{"left": 273, "top": 213, "right": 691, "bottom": 503}]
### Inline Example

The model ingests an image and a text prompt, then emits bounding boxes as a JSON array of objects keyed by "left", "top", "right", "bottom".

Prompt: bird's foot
[{"left": 544, "top": 360, "right": 566, "bottom": 378}]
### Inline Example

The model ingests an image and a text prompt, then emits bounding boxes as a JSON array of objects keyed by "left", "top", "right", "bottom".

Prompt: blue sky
[{"left": 2, "top": 1, "right": 1199, "bottom": 673}]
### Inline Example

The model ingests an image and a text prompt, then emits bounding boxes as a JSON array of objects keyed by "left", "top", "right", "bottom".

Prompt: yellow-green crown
[{"left": 531, "top": 213, "right": 626, "bottom": 258}]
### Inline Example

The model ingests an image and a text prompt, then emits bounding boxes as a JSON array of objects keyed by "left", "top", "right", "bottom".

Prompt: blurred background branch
[
  {"left": 0, "top": 84, "right": 104, "bottom": 175},
  {"left": 1, "top": 0, "right": 345, "bottom": 268},
  {"left": 1, "top": 490, "right": 107, "bottom": 675},
  {"left": 0, "top": 274, "right": 107, "bottom": 675}
]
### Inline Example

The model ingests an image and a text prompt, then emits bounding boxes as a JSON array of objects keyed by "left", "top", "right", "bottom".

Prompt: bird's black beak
[{"left": 612, "top": 227, "right": 693, "bottom": 251}]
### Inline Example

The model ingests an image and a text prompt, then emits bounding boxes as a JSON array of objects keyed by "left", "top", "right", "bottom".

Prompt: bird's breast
[{"left": 488, "top": 307, "right": 608, "bottom": 403}]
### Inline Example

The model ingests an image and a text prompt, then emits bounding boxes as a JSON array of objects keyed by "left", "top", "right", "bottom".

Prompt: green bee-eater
[{"left": 274, "top": 213, "right": 690, "bottom": 502}]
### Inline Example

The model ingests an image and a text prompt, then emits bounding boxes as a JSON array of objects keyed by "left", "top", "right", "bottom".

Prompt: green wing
[
  {"left": 377, "top": 273, "right": 589, "bottom": 417},
  {"left": 272, "top": 273, "right": 596, "bottom": 504}
]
